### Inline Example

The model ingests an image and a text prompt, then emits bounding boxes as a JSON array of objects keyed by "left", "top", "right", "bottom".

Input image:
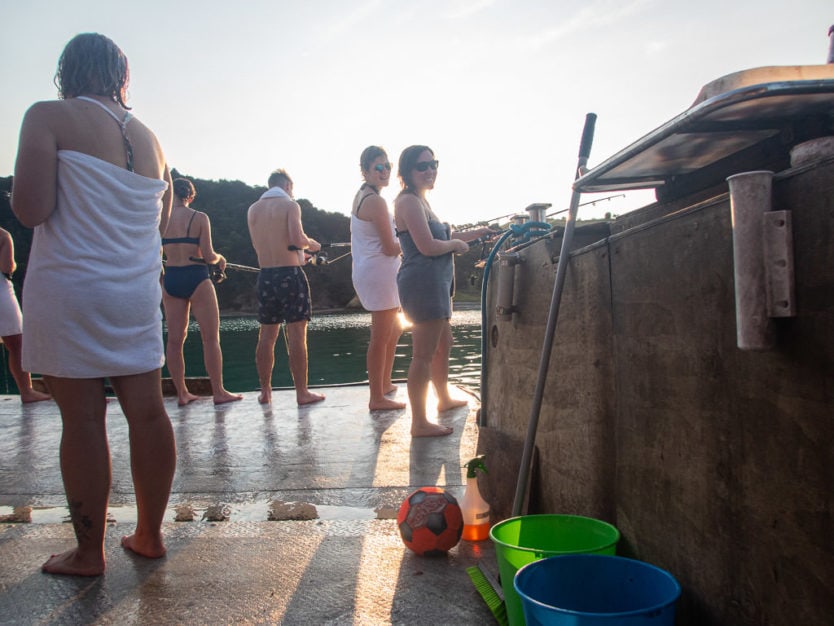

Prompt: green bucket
[{"left": 489, "top": 514, "right": 620, "bottom": 626}]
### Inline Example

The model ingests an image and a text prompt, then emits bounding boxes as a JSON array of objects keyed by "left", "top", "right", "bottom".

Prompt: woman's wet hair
[
  {"left": 173, "top": 178, "right": 196, "bottom": 201},
  {"left": 54, "top": 33, "right": 130, "bottom": 109},
  {"left": 360, "top": 146, "right": 387, "bottom": 173},
  {"left": 397, "top": 145, "right": 434, "bottom": 194}
]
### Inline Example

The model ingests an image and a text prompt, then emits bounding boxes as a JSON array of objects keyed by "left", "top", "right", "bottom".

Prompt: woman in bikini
[
  {"left": 162, "top": 178, "right": 242, "bottom": 406},
  {"left": 350, "top": 146, "right": 406, "bottom": 411}
]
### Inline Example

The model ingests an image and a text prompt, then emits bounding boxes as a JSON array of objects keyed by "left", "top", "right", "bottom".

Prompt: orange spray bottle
[{"left": 461, "top": 455, "right": 491, "bottom": 541}]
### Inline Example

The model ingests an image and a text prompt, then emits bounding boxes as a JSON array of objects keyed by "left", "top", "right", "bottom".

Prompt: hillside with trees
[{"left": 0, "top": 173, "right": 487, "bottom": 313}]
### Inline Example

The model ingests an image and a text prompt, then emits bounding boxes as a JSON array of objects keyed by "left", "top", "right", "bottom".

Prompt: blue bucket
[{"left": 514, "top": 554, "right": 681, "bottom": 625}]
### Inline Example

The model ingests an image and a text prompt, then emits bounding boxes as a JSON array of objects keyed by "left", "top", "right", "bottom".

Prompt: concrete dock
[{"left": 0, "top": 384, "right": 497, "bottom": 625}]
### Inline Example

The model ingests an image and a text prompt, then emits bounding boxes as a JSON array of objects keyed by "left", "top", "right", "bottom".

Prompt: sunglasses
[
  {"left": 373, "top": 162, "right": 392, "bottom": 173},
  {"left": 413, "top": 159, "right": 439, "bottom": 172}
]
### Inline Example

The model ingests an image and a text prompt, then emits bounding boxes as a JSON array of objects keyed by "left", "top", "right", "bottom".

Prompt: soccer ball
[{"left": 397, "top": 487, "right": 463, "bottom": 556}]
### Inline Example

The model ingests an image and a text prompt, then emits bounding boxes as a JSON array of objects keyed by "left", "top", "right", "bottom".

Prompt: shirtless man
[{"left": 247, "top": 169, "right": 326, "bottom": 406}]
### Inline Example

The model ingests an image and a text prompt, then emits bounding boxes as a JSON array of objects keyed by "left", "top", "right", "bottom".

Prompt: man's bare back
[{"left": 247, "top": 194, "right": 309, "bottom": 268}]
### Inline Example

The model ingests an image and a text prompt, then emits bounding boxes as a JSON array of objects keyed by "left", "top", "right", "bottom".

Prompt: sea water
[
  {"left": 0, "top": 308, "right": 483, "bottom": 394},
  {"left": 174, "top": 307, "right": 483, "bottom": 393}
]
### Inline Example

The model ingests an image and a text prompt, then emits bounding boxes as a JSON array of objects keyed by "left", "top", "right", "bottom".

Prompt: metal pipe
[
  {"left": 478, "top": 229, "right": 517, "bottom": 426},
  {"left": 828, "top": 24, "right": 834, "bottom": 63},
  {"left": 496, "top": 252, "right": 521, "bottom": 320},
  {"left": 727, "top": 170, "right": 775, "bottom": 350},
  {"left": 512, "top": 113, "right": 597, "bottom": 517}
]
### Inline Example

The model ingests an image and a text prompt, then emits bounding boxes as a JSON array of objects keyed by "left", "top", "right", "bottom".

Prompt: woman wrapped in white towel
[{"left": 12, "top": 32, "right": 176, "bottom": 577}]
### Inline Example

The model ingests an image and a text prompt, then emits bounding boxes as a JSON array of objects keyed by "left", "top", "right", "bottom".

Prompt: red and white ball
[{"left": 397, "top": 487, "right": 463, "bottom": 556}]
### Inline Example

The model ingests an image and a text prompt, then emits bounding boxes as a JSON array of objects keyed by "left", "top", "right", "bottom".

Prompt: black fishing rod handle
[{"left": 578, "top": 113, "right": 597, "bottom": 160}]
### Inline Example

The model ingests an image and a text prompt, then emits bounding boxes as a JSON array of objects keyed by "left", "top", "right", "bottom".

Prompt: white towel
[
  {"left": 0, "top": 277, "right": 22, "bottom": 337},
  {"left": 350, "top": 213, "right": 401, "bottom": 311},
  {"left": 22, "top": 150, "right": 168, "bottom": 378},
  {"left": 260, "top": 186, "right": 291, "bottom": 200}
]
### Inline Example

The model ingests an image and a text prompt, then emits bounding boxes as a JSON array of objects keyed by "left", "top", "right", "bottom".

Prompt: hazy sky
[{"left": 2, "top": 1, "right": 831, "bottom": 226}]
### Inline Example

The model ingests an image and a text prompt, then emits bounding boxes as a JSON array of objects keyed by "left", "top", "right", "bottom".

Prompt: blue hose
[{"left": 478, "top": 222, "right": 551, "bottom": 425}]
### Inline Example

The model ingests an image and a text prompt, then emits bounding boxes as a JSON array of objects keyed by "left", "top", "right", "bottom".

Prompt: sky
[{"left": 1, "top": 0, "right": 832, "bottom": 228}]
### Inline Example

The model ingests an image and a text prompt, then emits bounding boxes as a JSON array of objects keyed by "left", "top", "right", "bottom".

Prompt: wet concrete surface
[{"left": 0, "top": 384, "right": 498, "bottom": 624}]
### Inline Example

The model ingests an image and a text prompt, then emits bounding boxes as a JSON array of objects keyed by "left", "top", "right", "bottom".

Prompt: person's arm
[
  {"left": 452, "top": 226, "right": 493, "bottom": 243},
  {"left": 158, "top": 165, "right": 173, "bottom": 237},
  {"left": 287, "top": 201, "right": 321, "bottom": 252},
  {"left": 0, "top": 230, "right": 16, "bottom": 276},
  {"left": 397, "top": 196, "right": 467, "bottom": 257},
  {"left": 195, "top": 212, "right": 223, "bottom": 267},
  {"left": 12, "top": 102, "right": 58, "bottom": 228},
  {"left": 365, "top": 197, "right": 401, "bottom": 257}
]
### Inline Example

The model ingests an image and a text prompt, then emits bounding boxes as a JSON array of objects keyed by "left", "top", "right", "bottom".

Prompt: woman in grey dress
[{"left": 393, "top": 145, "right": 488, "bottom": 437}]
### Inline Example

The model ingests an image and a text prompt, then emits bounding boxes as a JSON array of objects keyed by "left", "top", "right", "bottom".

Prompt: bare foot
[
  {"left": 258, "top": 389, "right": 272, "bottom": 405},
  {"left": 21, "top": 389, "right": 51, "bottom": 403},
  {"left": 121, "top": 533, "right": 166, "bottom": 559},
  {"left": 177, "top": 392, "right": 200, "bottom": 406},
  {"left": 214, "top": 391, "right": 243, "bottom": 405},
  {"left": 384, "top": 384, "right": 399, "bottom": 395},
  {"left": 369, "top": 397, "right": 407, "bottom": 411},
  {"left": 42, "top": 548, "right": 105, "bottom": 577},
  {"left": 411, "top": 422, "right": 454, "bottom": 437},
  {"left": 297, "top": 391, "right": 325, "bottom": 406},
  {"left": 438, "top": 397, "right": 469, "bottom": 412}
]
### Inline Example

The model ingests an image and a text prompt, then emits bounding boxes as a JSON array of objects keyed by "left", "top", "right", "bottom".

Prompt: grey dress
[{"left": 396, "top": 219, "right": 454, "bottom": 323}]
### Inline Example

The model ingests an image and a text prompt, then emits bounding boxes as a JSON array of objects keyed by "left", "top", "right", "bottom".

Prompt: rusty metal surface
[{"left": 0, "top": 386, "right": 496, "bottom": 624}]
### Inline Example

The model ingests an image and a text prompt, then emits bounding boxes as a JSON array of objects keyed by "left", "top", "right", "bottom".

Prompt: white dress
[
  {"left": 0, "top": 277, "right": 22, "bottom": 337},
  {"left": 22, "top": 150, "right": 168, "bottom": 377},
  {"left": 350, "top": 212, "right": 401, "bottom": 311}
]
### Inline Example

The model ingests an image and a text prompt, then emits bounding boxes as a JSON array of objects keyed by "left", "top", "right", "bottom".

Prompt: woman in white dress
[
  {"left": 350, "top": 146, "right": 406, "bottom": 411},
  {"left": 0, "top": 227, "right": 50, "bottom": 403},
  {"left": 12, "top": 33, "right": 175, "bottom": 576}
]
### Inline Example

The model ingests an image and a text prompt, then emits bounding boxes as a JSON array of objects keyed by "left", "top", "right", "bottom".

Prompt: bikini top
[
  {"left": 162, "top": 210, "right": 200, "bottom": 245},
  {"left": 76, "top": 96, "right": 134, "bottom": 172}
]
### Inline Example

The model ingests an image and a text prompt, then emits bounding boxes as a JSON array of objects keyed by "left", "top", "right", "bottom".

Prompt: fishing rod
[
  {"left": 455, "top": 194, "right": 626, "bottom": 231},
  {"left": 175, "top": 257, "right": 257, "bottom": 283},
  {"left": 287, "top": 244, "right": 351, "bottom": 265},
  {"left": 546, "top": 194, "right": 625, "bottom": 219},
  {"left": 186, "top": 257, "right": 258, "bottom": 272}
]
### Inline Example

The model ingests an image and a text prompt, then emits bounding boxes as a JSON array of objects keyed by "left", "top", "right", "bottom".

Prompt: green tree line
[{"left": 0, "top": 173, "right": 486, "bottom": 313}]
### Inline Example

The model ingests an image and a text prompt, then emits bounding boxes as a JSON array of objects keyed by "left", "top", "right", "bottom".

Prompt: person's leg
[
  {"left": 255, "top": 323, "right": 281, "bottom": 404},
  {"left": 367, "top": 309, "right": 405, "bottom": 410},
  {"left": 2, "top": 333, "right": 50, "bottom": 403},
  {"left": 285, "top": 321, "right": 325, "bottom": 406},
  {"left": 110, "top": 369, "right": 175, "bottom": 559},
  {"left": 162, "top": 292, "right": 199, "bottom": 406},
  {"left": 382, "top": 310, "right": 403, "bottom": 395},
  {"left": 41, "top": 376, "right": 110, "bottom": 576},
  {"left": 189, "top": 281, "right": 242, "bottom": 405},
  {"left": 407, "top": 319, "right": 453, "bottom": 437},
  {"left": 431, "top": 321, "right": 468, "bottom": 412}
]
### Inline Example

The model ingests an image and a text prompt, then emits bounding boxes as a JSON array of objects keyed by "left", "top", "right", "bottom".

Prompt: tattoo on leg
[{"left": 69, "top": 499, "right": 93, "bottom": 542}]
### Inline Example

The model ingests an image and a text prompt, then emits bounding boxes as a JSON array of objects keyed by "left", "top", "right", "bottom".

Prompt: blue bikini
[{"left": 163, "top": 211, "right": 210, "bottom": 299}]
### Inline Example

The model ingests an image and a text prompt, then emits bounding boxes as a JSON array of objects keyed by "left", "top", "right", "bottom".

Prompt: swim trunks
[
  {"left": 257, "top": 266, "right": 312, "bottom": 324},
  {"left": 163, "top": 264, "right": 211, "bottom": 299}
]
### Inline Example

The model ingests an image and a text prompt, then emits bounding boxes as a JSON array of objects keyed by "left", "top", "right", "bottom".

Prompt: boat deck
[{"left": 0, "top": 384, "right": 496, "bottom": 624}]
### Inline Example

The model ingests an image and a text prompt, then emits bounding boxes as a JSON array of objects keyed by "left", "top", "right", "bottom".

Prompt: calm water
[
  {"left": 0, "top": 308, "right": 482, "bottom": 394},
  {"left": 166, "top": 308, "right": 483, "bottom": 392}
]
